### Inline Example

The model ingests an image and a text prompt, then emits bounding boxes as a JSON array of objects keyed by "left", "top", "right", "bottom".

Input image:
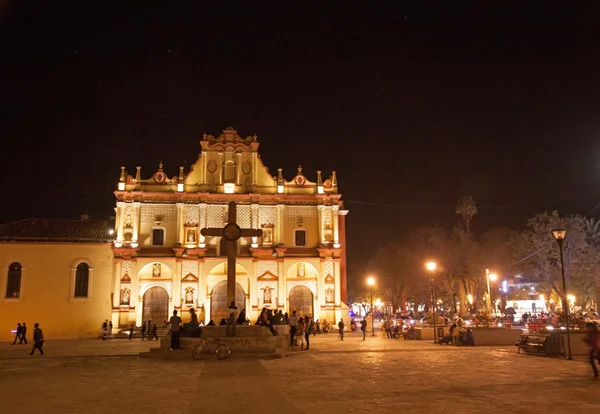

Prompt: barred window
[
  {"left": 6, "top": 262, "right": 21, "bottom": 298},
  {"left": 74, "top": 263, "right": 89, "bottom": 298}
]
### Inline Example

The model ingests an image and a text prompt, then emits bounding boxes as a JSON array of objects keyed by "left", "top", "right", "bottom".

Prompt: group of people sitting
[{"left": 438, "top": 322, "right": 475, "bottom": 346}]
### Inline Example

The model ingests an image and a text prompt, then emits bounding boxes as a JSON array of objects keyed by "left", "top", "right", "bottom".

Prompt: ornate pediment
[
  {"left": 182, "top": 273, "right": 199, "bottom": 282},
  {"left": 120, "top": 273, "right": 131, "bottom": 284},
  {"left": 257, "top": 271, "right": 278, "bottom": 281},
  {"left": 324, "top": 274, "right": 334, "bottom": 283}
]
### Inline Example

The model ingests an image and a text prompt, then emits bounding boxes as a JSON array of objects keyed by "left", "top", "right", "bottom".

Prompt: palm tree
[{"left": 455, "top": 196, "right": 478, "bottom": 237}]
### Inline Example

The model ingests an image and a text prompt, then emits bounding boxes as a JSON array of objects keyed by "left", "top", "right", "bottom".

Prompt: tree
[
  {"left": 517, "top": 211, "right": 599, "bottom": 311},
  {"left": 585, "top": 217, "right": 600, "bottom": 309},
  {"left": 455, "top": 196, "right": 478, "bottom": 237}
]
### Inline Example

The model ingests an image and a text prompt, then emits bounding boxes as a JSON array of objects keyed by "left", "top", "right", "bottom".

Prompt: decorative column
[
  {"left": 113, "top": 260, "right": 123, "bottom": 309},
  {"left": 252, "top": 152, "right": 258, "bottom": 186},
  {"left": 251, "top": 259, "right": 259, "bottom": 310},
  {"left": 200, "top": 259, "right": 209, "bottom": 324},
  {"left": 278, "top": 258, "right": 286, "bottom": 309},
  {"left": 176, "top": 203, "right": 184, "bottom": 245},
  {"left": 338, "top": 210, "right": 349, "bottom": 304},
  {"left": 334, "top": 259, "right": 342, "bottom": 322},
  {"left": 116, "top": 202, "right": 125, "bottom": 246},
  {"left": 218, "top": 152, "right": 224, "bottom": 185},
  {"left": 200, "top": 152, "right": 206, "bottom": 184},
  {"left": 251, "top": 204, "right": 259, "bottom": 247},
  {"left": 276, "top": 204, "right": 285, "bottom": 245},
  {"left": 317, "top": 205, "right": 325, "bottom": 245},
  {"left": 199, "top": 203, "right": 207, "bottom": 247},
  {"left": 236, "top": 152, "right": 242, "bottom": 185},
  {"left": 174, "top": 260, "right": 183, "bottom": 309},
  {"left": 332, "top": 205, "right": 340, "bottom": 248},
  {"left": 132, "top": 202, "right": 141, "bottom": 247}
]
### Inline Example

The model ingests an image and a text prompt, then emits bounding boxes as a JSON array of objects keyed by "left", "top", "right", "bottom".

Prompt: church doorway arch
[
  {"left": 210, "top": 281, "right": 245, "bottom": 323},
  {"left": 142, "top": 286, "right": 169, "bottom": 326},
  {"left": 289, "top": 286, "right": 314, "bottom": 318}
]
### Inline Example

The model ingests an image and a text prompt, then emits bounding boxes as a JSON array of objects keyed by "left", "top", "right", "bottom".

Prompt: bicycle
[{"left": 191, "top": 337, "right": 231, "bottom": 360}]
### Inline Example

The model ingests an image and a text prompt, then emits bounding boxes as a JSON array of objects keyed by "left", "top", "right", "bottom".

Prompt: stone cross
[{"left": 201, "top": 201, "right": 263, "bottom": 306}]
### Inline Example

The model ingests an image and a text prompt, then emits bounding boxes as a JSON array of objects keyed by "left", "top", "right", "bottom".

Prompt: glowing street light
[
  {"left": 552, "top": 228, "right": 572, "bottom": 360},
  {"left": 485, "top": 269, "right": 498, "bottom": 313},
  {"left": 366, "top": 276, "right": 375, "bottom": 337},
  {"left": 425, "top": 261, "right": 438, "bottom": 344}
]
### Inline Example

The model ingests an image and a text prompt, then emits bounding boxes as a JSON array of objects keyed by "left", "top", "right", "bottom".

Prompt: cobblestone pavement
[{"left": 0, "top": 333, "right": 599, "bottom": 413}]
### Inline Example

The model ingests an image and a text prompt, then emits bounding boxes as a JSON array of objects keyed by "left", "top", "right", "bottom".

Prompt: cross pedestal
[{"left": 201, "top": 201, "right": 263, "bottom": 306}]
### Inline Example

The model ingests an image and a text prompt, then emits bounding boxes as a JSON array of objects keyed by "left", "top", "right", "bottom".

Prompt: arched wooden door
[
  {"left": 210, "top": 281, "right": 245, "bottom": 323},
  {"left": 289, "top": 286, "right": 314, "bottom": 318},
  {"left": 142, "top": 287, "right": 169, "bottom": 326}
]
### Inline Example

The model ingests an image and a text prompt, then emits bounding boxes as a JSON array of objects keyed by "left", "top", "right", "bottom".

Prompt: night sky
[{"left": 1, "top": 3, "right": 597, "bottom": 273}]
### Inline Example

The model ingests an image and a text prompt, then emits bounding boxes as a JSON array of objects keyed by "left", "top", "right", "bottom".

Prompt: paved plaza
[{"left": 0, "top": 333, "right": 598, "bottom": 413}]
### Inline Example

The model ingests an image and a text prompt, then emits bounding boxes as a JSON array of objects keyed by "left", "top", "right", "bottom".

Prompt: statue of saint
[
  {"left": 121, "top": 288, "right": 130, "bottom": 305},
  {"left": 185, "top": 288, "right": 194, "bottom": 304},
  {"left": 125, "top": 214, "right": 133, "bottom": 228},
  {"left": 298, "top": 263, "right": 305, "bottom": 277},
  {"left": 152, "top": 263, "right": 161, "bottom": 277},
  {"left": 187, "top": 230, "right": 196, "bottom": 242},
  {"left": 263, "top": 229, "right": 272, "bottom": 244},
  {"left": 263, "top": 287, "right": 272, "bottom": 304},
  {"left": 326, "top": 288, "right": 334, "bottom": 303}
]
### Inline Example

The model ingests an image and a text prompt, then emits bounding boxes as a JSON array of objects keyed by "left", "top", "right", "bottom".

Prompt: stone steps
[{"left": 139, "top": 346, "right": 302, "bottom": 360}]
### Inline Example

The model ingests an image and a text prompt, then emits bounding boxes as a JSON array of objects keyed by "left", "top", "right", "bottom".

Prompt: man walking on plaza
[
  {"left": 361, "top": 318, "right": 367, "bottom": 341},
  {"left": 289, "top": 310, "right": 298, "bottom": 346},
  {"left": 30, "top": 323, "right": 44, "bottom": 356},
  {"left": 140, "top": 321, "right": 147, "bottom": 340},
  {"left": 338, "top": 319, "right": 345, "bottom": 341},
  {"left": 21, "top": 322, "right": 28, "bottom": 344},
  {"left": 12, "top": 323, "right": 22, "bottom": 345},
  {"left": 169, "top": 310, "right": 182, "bottom": 350}
]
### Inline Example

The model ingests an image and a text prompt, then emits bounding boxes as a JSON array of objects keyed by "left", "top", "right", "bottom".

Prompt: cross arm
[
  {"left": 201, "top": 228, "right": 224, "bottom": 237},
  {"left": 241, "top": 229, "right": 263, "bottom": 238}
]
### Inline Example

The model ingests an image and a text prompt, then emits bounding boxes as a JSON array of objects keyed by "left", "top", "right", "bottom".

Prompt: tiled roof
[{"left": 0, "top": 219, "right": 115, "bottom": 243}]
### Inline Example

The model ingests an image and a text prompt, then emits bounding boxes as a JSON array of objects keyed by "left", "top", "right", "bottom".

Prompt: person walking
[
  {"left": 149, "top": 323, "right": 159, "bottom": 341},
  {"left": 169, "top": 310, "right": 182, "bottom": 350},
  {"left": 304, "top": 316, "right": 312, "bottom": 350},
  {"left": 289, "top": 310, "right": 299, "bottom": 347},
  {"left": 101, "top": 320, "right": 108, "bottom": 340},
  {"left": 296, "top": 318, "right": 306, "bottom": 351},
  {"left": 30, "top": 323, "right": 44, "bottom": 356},
  {"left": 338, "top": 319, "right": 345, "bottom": 341},
  {"left": 140, "top": 322, "right": 147, "bottom": 341},
  {"left": 21, "top": 322, "right": 28, "bottom": 344},
  {"left": 108, "top": 321, "right": 113, "bottom": 338},
  {"left": 12, "top": 323, "right": 22, "bottom": 345},
  {"left": 128, "top": 324, "right": 134, "bottom": 340},
  {"left": 384, "top": 319, "right": 391, "bottom": 339},
  {"left": 361, "top": 318, "right": 367, "bottom": 341},
  {"left": 585, "top": 322, "right": 600, "bottom": 379}
]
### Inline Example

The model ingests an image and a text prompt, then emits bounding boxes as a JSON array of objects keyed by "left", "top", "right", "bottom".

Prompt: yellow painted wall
[
  {"left": 0, "top": 243, "right": 114, "bottom": 341},
  {"left": 283, "top": 221, "right": 319, "bottom": 247}
]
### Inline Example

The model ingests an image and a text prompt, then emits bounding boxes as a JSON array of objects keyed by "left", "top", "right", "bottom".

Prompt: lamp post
[
  {"left": 552, "top": 228, "right": 572, "bottom": 360},
  {"left": 367, "top": 276, "right": 375, "bottom": 337},
  {"left": 485, "top": 269, "right": 497, "bottom": 313},
  {"left": 426, "top": 261, "right": 438, "bottom": 344}
]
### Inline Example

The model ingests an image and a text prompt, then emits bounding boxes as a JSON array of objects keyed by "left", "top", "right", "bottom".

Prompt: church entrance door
[
  {"left": 142, "top": 287, "right": 169, "bottom": 326},
  {"left": 211, "top": 280, "right": 245, "bottom": 323},
  {"left": 289, "top": 286, "right": 314, "bottom": 318}
]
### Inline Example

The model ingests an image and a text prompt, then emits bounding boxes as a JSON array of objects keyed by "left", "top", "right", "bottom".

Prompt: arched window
[
  {"left": 74, "top": 263, "right": 90, "bottom": 298},
  {"left": 6, "top": 262, "right": 22, "bottom": 298}
]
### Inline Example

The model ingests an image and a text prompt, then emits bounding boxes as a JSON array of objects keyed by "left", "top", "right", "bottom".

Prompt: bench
[{"left": 516, "top": 336, "right": 548, "bottom": 355}]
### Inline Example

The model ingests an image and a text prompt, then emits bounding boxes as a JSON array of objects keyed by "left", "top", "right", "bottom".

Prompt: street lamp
[
  {"left": 426, "top": 261, "right": 438, "bottom": 344},
  {"left": 367, "top": 276, "right": 375, "bottom": 337},
  {"left": 485, "top": 269, "right": 497, "bottom": 313},
  {"left": 552, "top": 228, "right": 572, "bottom": 360}
]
